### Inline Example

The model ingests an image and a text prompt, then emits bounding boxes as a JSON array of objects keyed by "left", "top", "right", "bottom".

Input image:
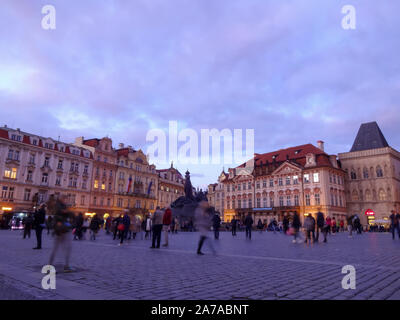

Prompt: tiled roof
[
  {"left": 0, "top": 126, "right": 93, "bottom": 159},
  {"left": 350, "top": 122, "right": 389, "bottom": 152}
]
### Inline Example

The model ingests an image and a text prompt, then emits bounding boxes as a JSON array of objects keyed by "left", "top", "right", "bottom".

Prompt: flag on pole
[{"left": 127, "top": 175, "right": 133, "bottom": 193}]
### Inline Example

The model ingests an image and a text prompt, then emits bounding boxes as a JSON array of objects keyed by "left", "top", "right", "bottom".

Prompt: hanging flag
[
  {"left": 147, "top": 181, "right": 153, "bottom": 195},
  {"left": 127, "top": 175, "right": 133, "bottom": 193}
]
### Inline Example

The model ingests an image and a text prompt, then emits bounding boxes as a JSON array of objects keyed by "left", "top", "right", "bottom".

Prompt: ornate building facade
[
  {"left": 157, "top": 164, "right": 184, "bottom": 209},
  {"left": 207, "top": 170, "right": 227, "bottom": 219},
  {"left": 0, "top": 126, "right": 93, "bottom": 215},
  {"left": 339, "top": 122, "right": 400, "bottom": 225},
  {"left": 74, "top": 137, "right": 118, "bottom": 217},
  {"left": 114, "top": 146, "right": 158, "bottom": 216},
  {"left": 223, "top": 142, "right": 347, "bottom": 224}
]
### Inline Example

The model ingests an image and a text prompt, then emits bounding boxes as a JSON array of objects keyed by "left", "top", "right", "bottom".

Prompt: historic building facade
[
  {"left": 207, "top": 170, "right": 227, "bottom": 219},
  {"left": 74, "top": 136, "right": 118, "bottom": 217},
  {"left": 339, "top": 122, "right": 400, "bottom": 225},
  {"left": 0, "top": 126, "right": 93, "bottom": 215},
  {"left": 223, "top": 142, "right": 347, "bottom": 224},
  {"left": 114, "top": 146, "right": 158, "bottom": 216},
  {"left": 157, "top": 164, "right": 184, "bottom": 209}
]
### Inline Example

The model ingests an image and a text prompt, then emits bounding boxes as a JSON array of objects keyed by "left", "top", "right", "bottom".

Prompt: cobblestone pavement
[{"left": 0, "top": 229, "right": 399, "bottom": 300}]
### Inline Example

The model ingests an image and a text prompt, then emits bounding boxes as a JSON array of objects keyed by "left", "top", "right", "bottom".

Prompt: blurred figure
[
  {"left": 49, "top": 195, "right": 73, "bottom": 272},
  {"left": 331, "top": 217, "right": 337, "bottom": 234},
  {"left": 151, "top": 207, "right": 163, "bottom": 249},
  {"left": 119, "top": 211, "right": 130, "bottom": 245},
  {"left": 89, "top": 214, "right": 101, "bottom": 240},
  {"left": 105, "top": 215, "right": 112, "bottom": 234},
  {"left": 113, "top": 215, "right": 122, "bottom": 240},
  {"left": 231, "top": 217, "right": 237, "bottom": 236},
  {"left": 33, "top": 203, "right": 46, "bottom": 249},
  {"left": 292, "top": 211, "right": 301, "bottom": 243},
  {"left": 304, "top": 214, "right": 316, "bottom": 244},
  {"left": 340, "top": 219, "right": 345, "bottom": 232},
  {"left": 195, "top": 201, "right": 215, "bottom": 255},
  {"left": 390, "top": 210, "right": 400, "bottom": 240},
  {"left": 244, "top": 213, "right": 254, "bottom": 239},
  {"left": 23, "top": 213, "right": 33, "bottom": 239},
  {"left": 46, "top": 215, "right": 53, "bottom": 235},
  {"left": 145, "top": 215, "right": 152, "bottom": 239},
  {"left": 282, "top": 214, "right": 289, "bottom": 235},
  {"left": 257, "top": 219, "right": 263, "bottom": 234},
  {"left": 212, "top": 212, "right": 221, "bottom": 240},
  {"left": 325, "top": 216, "right": 332, "bottom": 234},
  {"left": 316, "top": 211, "right": 326, "bottom": 243},
  {"left": 162, "top": 207, "right": 172, "bottom": 247},
  {"left": 73, "top": 213, "right": 84, "bottom": 240}
]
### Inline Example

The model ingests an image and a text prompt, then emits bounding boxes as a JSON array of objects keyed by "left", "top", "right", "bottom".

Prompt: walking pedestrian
[
  {"left": 162, "top": 207, "right": 172, "bottom": 247},
  {"left": 292, "top": 211, "right": 301, "bottom": 243},
  {"left": 89, "top": 214, "right": 101, "bottom": 240},
  {"left": 304, "top": 214, "right": 316, "bottom": 244},
  {"left": 244, "top": 213, "right": 254, "bottom": 239},
  {"left": 105, "top": 216, "right": 112, "bottom": 235},
  {"left": 195, "top": 201, "right": 215, "bottom": 255},
  {"left": 282, "top": 214, "right": 289, "bottom": 235},
  {"left": 316, "top": 211, "right": 327, "bottom": 242},
  {"left": 119, "top": 211, "right": 130, "bottom": 245},
  {"left": 331, "top": 217, "right": 337, "bottom": 234},
  {"left": 23, "top": 213, "right": 33, "bottom": 239},
  {"left": 73, "top": 213, "right": 84, "bottom": 240},
  {"left": 151, "top": 207, "right": 163, "bottom": 249},
  {"left": 49, "top": 195, "right": 73, "bottom": 272},
  {"left": 212, "top": 212, "right": 221, "bottom": 240},
  {"left": 231, "top": 217, "right": 237, "bottom": 236},
  {"left": 390, "top": 210, "right": 400, "bottom": 240},
  {"left": 33, "top": 203, "right": 46, "bottom": 249},
  {"left": 46, "top": 215, "right": 53, "bottom": 235},
  {"left": 257, "top": 219, "right": 263, "bottom": 234},
  {"left": 145, "top": 215, "right": 152, "bottom": 239},
  {"left": 113, "top": 215, "right": 122, "bottom": 240}
]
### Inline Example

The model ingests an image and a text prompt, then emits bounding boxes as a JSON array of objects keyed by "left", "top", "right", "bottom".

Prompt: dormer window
[
  {"left": 11, "top": 134, "right": 22, "bottom": 142},
  {"left": 32, "top": 139, "right": 38, "bottom": 146}
]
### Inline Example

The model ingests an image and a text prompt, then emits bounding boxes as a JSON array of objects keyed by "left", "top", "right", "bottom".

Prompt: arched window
[
  {"left": 351, "top": 169, "right": 357, "bottom": 180},
  {"left": 378, "top": 189, "right": 386, "bottom": 201},
  {"left": 363, "top": 168, "right": 369, "bottom": 179},
  {"left": 352, "top": 190, "right": 359, "bottom": 201},
  {"left": 376, "top": 166, "right": 383, "bottom": 178},
  {"left": 365, "top": 189, "right": 372, "bottom": 201}
]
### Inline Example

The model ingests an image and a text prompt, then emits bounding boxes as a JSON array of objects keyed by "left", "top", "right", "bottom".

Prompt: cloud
[{"left": 0, "top": 0, "right": 399, "bottom": 188}]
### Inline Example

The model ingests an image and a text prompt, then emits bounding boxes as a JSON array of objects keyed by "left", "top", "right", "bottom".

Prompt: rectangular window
[
  {"left": 7, "top": 149, "right": 13, "bottom": 159},
  {"left": 263, "top": 198, "right": 267, "bottom": 207},
  {"left": 279, "top": 196, "right": 284, "bottom": 207},
  {"left": 304, "top": 174, "right": 310, "bottom": 183},
  {"left": 27, "top": 170, "right": 33, "bottom": 182},
  {"left": 238, "top": 199, "right": 241, "bottom": 209},
  {"left": 286, "top": 195, "right": 291, "bottom": 206},
  {"left": 248, "top": 199, "right": 252, "bottom": 208},
  {"left": 55, "top": 176, "right": 61, "bottom": 186},
  {"left": 315, "top": 194, "right": 320, "bottom": 205},
  {"left": 286, "top": 177, "right": 291, "bottom": 185},
  {"left": 1, "top": 186, "right": 8, "bottom": 199},
  {"left": 270, "top": 197, "right": 274, "bottom": 207},
  {"left": 58, "top": 160, "right": 64, "bottom": 170},
  {"left": 293, "top": 175, "right": 298, "bottom": 185},
  {"left": 294, "top": 195, "right": 299, "bottom": 206},
  {"left": 81, "top": 195, "right": 85, "bottom": 206},
  {"left": 263, "top": 180, "right": 267, "bottom": 188},
  {"left": 256, "top": 198, "right": 261, "bottom": 208},
  {"left": 44, "top": 157, "right": 50, "bottom": 167},
  {"left": 94, "top": 180, "right": 99, "bottom": 189},
  {"left": 42, "top": 173, "right": 48, "bottom": 184},
  {"left": 270, "top": 179, "right": 274, "bottom": 187},
  {"left": 313, "top": 173, "right": 320, "bottom": 183},
  {"left": 24, "top": 189, "right": 31, "bottom": 201},
  {"left": 8, "top": 187, "right": 14, "bottom": 199},
  {"left": 305, "top": 194, "right": 311, "bottom": 206},
  {"left": 4, "top": 168, "right": 17, "bottom": 179},
  {"left": 278, "top": 178, "right": 283, "bottom": 186}
]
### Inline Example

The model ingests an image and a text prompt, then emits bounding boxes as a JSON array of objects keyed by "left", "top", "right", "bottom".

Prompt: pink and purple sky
[{"left": 0, "top": 1, "right": 399, "bottom": 189}]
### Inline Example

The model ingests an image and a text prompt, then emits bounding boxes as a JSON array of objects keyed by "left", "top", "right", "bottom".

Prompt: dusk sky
[{"left": 1, "top": 0, "right": 399, "bottom": 189}]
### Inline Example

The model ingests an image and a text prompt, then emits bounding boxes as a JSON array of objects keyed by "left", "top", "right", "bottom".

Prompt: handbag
[{"left": 117, "top": 223, "right": 125, "bottom": 231}]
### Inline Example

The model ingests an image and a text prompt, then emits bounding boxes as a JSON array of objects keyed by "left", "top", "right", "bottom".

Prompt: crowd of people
[{"left": 6, "top": 196, "right": 400, "bottom": 270}]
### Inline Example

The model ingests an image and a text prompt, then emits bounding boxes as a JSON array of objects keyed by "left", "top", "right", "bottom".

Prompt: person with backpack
[
  {"left": 118, "top": 211, "right": 130, "bottom": 245},
  {"left": 113, "top": 215, "right": 122, "bottom": 240},
  {"left": 316, "top": 211, "right": 325, "bottom": 242}
]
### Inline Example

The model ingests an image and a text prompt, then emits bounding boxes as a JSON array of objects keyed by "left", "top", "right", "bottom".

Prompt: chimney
[
  {"left": 118, "top": 143, "right": 124, "bottom": 149},
  {"left": 75, "top": 137, "right": 84, "bottom": 145},
  {"left": 317, "top": 140, "right": 325, "bottom": 152}
]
